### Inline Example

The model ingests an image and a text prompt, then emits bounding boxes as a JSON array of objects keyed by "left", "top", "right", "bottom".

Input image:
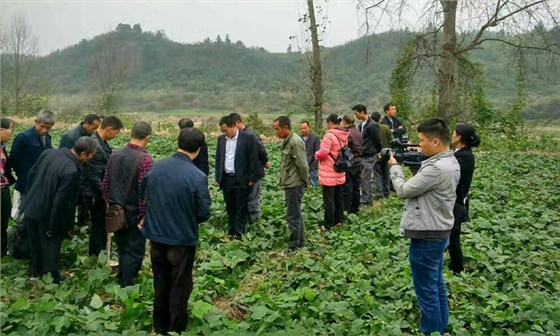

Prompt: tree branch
[{"left": 477, "top": 37, "right": 560, "bottom": 56}]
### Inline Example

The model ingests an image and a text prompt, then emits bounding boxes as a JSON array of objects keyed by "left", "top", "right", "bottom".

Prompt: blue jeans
[
  {"left": 309, "top": 169, "right": 318, "bottom": 187},
  {"left": 409, "top": 239, "right": 449, "bottom": 335}
]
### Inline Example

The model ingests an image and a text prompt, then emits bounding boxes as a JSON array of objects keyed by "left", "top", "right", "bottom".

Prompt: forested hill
[{"left": 30, "top": 25, "right": 560, "bottom": 119}]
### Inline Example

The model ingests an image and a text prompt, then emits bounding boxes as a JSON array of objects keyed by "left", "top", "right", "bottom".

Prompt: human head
[
  {"left": 99, "top": 116, "right": 124, "bottom": 141},
  {"left": 131, "top": 122, "right": 152, "bottom": 148},
  {"left": 219, "top": 115, "right": 238, "bottom": 139},
  {"left": 229, "top": 113, "right": 244, "bottom": 130},
  {"left": 72, "top": 136, "right": 98, "bottom": 163},
  {"left": 34, "top": 109, "right": 55, "bottom": 136},
  {"left": 274, "top": 116, "right": 291, "bottom": 139},
  {"left": 371, "top": 112, "right": 382, "bottom": 123},
  {"left": 325, "top": 113, "right": 342, "bottom": 130},
  {"left": 352, "top": 104, "right": 368, "bottom": 121},
  {"left": 178, "top": 127, "right": 205, "bottom": 158},
  {"left": 417, "top": 118, "right": 451, "bottom": 157},
  {"left": 82, "top": 114, "right": 101, "bottom": 135},
  {"left": 178, "top": 117, "right": 194, "bottom": 130},
  {"left": 1, "top": 118, "right": 15, "bottom": 143},
  {"left": 384, "top": 103, "right": 396, "bottom": 118},
  {"left": 453, "top": 123, "right": 481, "bottom": 148},
  {"left": 300, "top": 121, "right": 311, "bottom": 137},
  {"left": 342, "top": 115, "right": 355, "bottom": 128}
]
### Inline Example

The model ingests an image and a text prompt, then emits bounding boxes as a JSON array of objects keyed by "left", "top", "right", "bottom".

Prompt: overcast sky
[{"left": 1, "top": 0, "right": 381, "bottom": 55}]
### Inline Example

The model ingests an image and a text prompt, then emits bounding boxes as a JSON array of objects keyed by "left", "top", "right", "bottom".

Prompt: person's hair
[
  {"left": 371, "top": 112, "right": 382, "bottom": 122},
  {"left": 178, "top": 117, "right": 194, "bottom": 129},
  {"left": 178, "top": 127, "right": 205, "bottom": 153},
  {"left": 383, "top": 102, "right": 395, "bottom": 113},
  {"left": 1, "top": 118, "right": 15, "bottom": 129},
  {"left": 100, "top": 116, "right": 124, "bottom": 129},
  {"left": 36, "top": 109, "right": 56, "bottom": 124},
  {"left": 351, "top": 104, "right": 367, "bottom": 114},
  {"left": 455, "top": 123, "right": 481, "bottom": 148},
  {"left": 131, "top": 122, "right": 152, "bottom": 140},
  {"left": 73, "top": 136, "right": 98, "bottom": 154},
  {"left": 342, "top": 114, "right": 355, "bottom": 125},
  {"left": 84, "top": 114, "right": 101, "bottom": 124},
  {"left": 219, "top": 115, "right": 235, "bottom": 127},
  {"left": 274, "top": 116, "right": 291, "bottom": 129},
  {"left": 326, "top": 113, "right": 342, "bottom": 124},
  {"left": 417, "top": 118, "right": 451, "bottom": 145},
  {"left": 229, "top": 113, "right": 243, "bottom": 124},
  {"left": 300, "top": 120, "right": 310, "bottom": 127}
]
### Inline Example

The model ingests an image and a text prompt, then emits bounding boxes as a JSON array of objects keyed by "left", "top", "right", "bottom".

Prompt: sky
[{"left": 1, "top": 0, "right": 378, "bottom": 55}]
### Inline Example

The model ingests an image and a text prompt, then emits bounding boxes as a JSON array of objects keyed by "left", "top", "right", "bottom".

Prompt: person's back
[
  {"left": 378, "top": 123, "right": 392, "bottom": 148},
  {"left": 143, "top": 153, "right": 210, "bottom": 246}
]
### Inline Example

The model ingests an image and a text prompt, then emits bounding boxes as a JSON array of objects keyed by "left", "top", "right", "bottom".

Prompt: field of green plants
[{"left": 1, "top": 126, "right": 559, "bottom": 335}]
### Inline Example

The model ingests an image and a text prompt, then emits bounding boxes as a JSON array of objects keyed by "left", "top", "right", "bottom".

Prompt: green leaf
[
  {"left": 251, "top": 305, "right": 269, "bottom": 320},
  {"left": 89, "top": 294, "right": 103, "bottom": 309},
  {"left": 191, "top": 300, "right": 212, "bottom": 319},
  {"left": 10, "top": 298, "right": 30, "bottom": 312}
]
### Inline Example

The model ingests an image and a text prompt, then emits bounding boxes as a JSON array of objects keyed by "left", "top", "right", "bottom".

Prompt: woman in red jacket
[{"left": 314, "top": 114, "right": 349, "bottom": 233}]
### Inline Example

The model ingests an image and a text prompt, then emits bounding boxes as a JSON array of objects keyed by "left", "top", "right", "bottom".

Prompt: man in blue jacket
[
  {"left": 10, "top": 109, "right": 55, "bottom": 196},
  {"left": 140, "top": 127, "right": 211, "bottom": 334}
]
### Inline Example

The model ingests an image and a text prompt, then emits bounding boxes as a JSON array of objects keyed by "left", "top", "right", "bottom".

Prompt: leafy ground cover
[{"left": 1, "top": 129, "right": 559, "bottom": 335}]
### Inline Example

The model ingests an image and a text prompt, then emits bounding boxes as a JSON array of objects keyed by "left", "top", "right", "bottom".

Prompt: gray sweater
[{"left": 390, "top": 151, "right": 460, "bottom": 239}]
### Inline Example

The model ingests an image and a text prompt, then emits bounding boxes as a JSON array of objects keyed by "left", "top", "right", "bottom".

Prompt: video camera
[{"left": 380, "top": 135, "right": 427, "bottom": 168}]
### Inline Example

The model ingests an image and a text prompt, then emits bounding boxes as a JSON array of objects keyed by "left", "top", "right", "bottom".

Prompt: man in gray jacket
[
  {"left": 274, "top": 116, "right": 309, "bottom": 251},
  {"left": 388, "top": 118, "right": 460, "bottom": 335}
]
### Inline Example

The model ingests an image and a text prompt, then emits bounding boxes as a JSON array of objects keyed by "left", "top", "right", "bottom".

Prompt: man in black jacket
[
  {"left": 103, "top": 122, "right": 153, "bottom": 287},
  {"left": 215, "top": 115, "right": 258, "bottom": 239},
  {"left": 353, "top": 104, "right": 382, "bottom": 206},
  {"left": 230, "top": 113, "right": 270, "bottom": 223},
  {"left": 80, "top": 116, "right": 123, "bottom": 256},
  {"left": 140, "top": 127, "right": 211, "bottom": 334},
  {"left": 381, "top": 102, "right": 407, "bottom": 140},
  {"left": 178, "top": 118, "right": 209, "bottom": 176},
  {"left": 19, "top": 137, "right": 97, "bottom": 282},
  {"left": 59, "top": 114, "right": 101, "bottom": 149},
  {"left": 300, "top": 121, "right": 320, "bottom": 187}
]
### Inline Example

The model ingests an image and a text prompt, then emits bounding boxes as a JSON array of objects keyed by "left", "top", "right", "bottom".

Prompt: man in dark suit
[
  {"left": 178, "top": 118, "right": 209, "bottom": 176},
  {"left": 59, "top": 114, "right": 101, "bottom": 149},
  {"left": 10, "top": 109, "right": 55, "bottom": 197},
  {"left": 300, "top": 121, "right": 320, "bottom": 187},
  {"left": 215, "top": 115, "right": 258, "bottom": 239},
  {"left": 19, "top": 137, "right": 98, "bottom": 282},
  {"left": 80, "top": 116, "right": 123, "bottom": 256},
  {"left": 381, "top": 102, "right": 407, "bottom": 140}
]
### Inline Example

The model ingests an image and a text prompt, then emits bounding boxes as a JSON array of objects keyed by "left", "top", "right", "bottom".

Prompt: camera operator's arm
[{"left": 388, "top": 157, "right": 439, "bottom": 199}]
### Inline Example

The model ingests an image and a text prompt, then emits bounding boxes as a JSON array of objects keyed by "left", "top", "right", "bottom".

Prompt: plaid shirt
[
  {"left": 1, "top": 145, "right": 9, "bottom": 188},
  {"left": 103, "top": 143, "right": 153, "bottom": 218}
]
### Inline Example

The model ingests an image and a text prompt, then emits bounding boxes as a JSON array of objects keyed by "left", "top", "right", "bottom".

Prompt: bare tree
[
  {"left": 1, "top": 15, "right": 39, "bottom": 114},
  {"left": 358, "top": 0, "right": 560, "bottom": 121},
  {"left": 90, "top": 32, "right": 140, "bottom": 114},
  {"left": 307, "top": 0, "right": 325, "bottom": 131}
]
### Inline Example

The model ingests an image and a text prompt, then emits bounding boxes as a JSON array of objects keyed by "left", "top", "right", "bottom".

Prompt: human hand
[
  {"left": 137, "top": 218, "right": 144, "bottom": 230},
  {"left": 388, "top": 152, "right": 398, "bottom": 166},
  {"left": 248, "top": 181, "right": 255, "bottom": 187},
  {"left": 265, "top": 162, "right": 272, "bottom": 169},
  {"left": 397, "top": 125, "right": 403, "bottom": 129}
]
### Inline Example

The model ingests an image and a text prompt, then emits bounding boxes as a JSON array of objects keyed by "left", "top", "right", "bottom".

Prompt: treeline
[{"left": 2, "top": 24, "right": 559, "bottom": 119}]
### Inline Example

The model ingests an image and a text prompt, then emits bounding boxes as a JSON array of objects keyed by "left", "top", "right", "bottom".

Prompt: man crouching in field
[
  {"left": 140, "top": 127, "right": 211, "bottom": 334},
  {"left": 388, "top": 118, "right": 459, "bottom": 335},
  {"left": 19, "top": 137, "right": 97, "bottom": 283}
]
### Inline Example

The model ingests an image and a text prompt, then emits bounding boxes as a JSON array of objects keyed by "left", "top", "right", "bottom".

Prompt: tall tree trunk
[
  {"left": 438, "top": 0, "right": 458, "bottom": 121},
  {"left": 307, "top": 0, "right": 324, "bottom": 132}
]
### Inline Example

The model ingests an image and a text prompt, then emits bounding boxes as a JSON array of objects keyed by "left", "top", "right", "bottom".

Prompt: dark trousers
[
  {"left": 322, "top": 184, "right": 344, "bottom": 229},
  {"left": 221, "top": 174, "right": 250, "bottom": 238},
  {"left": 448, "top": 203, "right": 466, "bottom": 274},
  {"left": 343, "top": 164, "right": 362, "bottom": 214},
  {"left": 285, "top": 185, "right": 305, "bottom": 249},
  {"left": 88, "top": 196, "right": 106, "bottom": 256},
  {"left": 373, "top": 160, "right": 390, "bottom": 199},
  {"left": 26, "top": 218, "right": 63, "bottom": 282},
  {"left": 151, "top": 241, "right": 196, "bottom": 334},
  {"left": 1, "top": 188, "right": 12, "bottom": 257},
  {"left": 114, "top": 212, "right": 146, "bottom": 287}
]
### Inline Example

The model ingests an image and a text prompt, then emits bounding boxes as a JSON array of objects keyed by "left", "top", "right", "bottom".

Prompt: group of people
[{"left": 0, "top": 103, "right": 480, "bottom": 335}]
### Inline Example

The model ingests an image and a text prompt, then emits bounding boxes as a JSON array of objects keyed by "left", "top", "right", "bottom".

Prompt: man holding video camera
[{"left": 387, "top": 118, "right": 460, "bottom": 335}]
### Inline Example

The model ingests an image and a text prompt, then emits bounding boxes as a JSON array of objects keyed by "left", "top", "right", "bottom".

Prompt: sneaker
[{"left": 320, "top": 226, "right": 328, "bottom": 234}]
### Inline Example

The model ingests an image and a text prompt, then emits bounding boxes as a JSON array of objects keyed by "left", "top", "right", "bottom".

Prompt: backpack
[
  {"left": 7, "top": 222, "right": 29, "bottom": 259},
  {"left": 329, "top": 133, "right": 353, "bottom": 173}
]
